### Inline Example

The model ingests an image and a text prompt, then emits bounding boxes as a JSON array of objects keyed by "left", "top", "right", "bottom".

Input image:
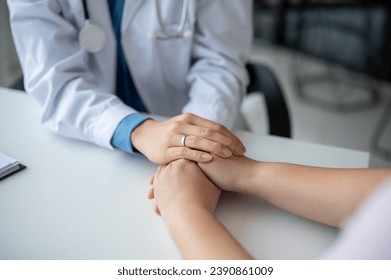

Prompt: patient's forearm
[
  {"left": 163, "top": 206, "right": 253, "bottom": 260},
  {"left": 247, "top": 163, "right": 391, "bottom": 227}
]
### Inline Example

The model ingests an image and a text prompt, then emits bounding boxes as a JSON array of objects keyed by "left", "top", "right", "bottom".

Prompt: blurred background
[{"left": 1, "top": 0, "right": 390, "bottom": 167}]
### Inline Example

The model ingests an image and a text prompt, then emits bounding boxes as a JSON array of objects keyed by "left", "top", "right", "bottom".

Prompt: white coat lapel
[{"left": 121, "top": 0, "right": 145, "bottom": 33}]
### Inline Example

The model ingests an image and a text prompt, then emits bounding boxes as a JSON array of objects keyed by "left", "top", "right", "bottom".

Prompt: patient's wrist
[
  {"left": 234, "top": 158, "right": 260, "bottom": 194},
  {"left": 163, "top": 205, "right": 213, "bottom": 239},
  {"left": 161, "top": 202, "right": 201, "bottom": 221},
  {"left": 240, "top": 161, "right": 268, "bottom": 197}
]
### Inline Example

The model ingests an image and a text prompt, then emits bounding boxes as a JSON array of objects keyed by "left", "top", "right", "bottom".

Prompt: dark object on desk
[
  {"left": 0, "top": 163, "right": 26, "bottom": 181},
  {"left": 0, "top": 152, "right": 26, "bottom": 181}
]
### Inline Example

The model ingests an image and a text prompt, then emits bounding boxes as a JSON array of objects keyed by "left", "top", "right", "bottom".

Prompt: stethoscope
[
  {"left": 149, "top": 0, "right": 193, "bottom": 40},
  {"left": 79, "top": 0, "right": 192, "bottom": 53},
  {"left": 79, "top": 0, "right": 106, "bottom": 53}
]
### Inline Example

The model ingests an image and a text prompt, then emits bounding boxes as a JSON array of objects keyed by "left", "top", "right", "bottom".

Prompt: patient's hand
[
  {"left": 198, "top": 155, "right": 258, "bottom": 194},
  {"left": 151, "top": 159, "right": 221, "bottom": 220}
]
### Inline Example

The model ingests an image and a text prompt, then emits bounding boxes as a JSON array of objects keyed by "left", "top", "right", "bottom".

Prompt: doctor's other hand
[
  {"left": 131, "top": 113, "right": 246, "bottom": 164},
  {"left": 149, "top": 159, "right": 221, "bottom": 220}
]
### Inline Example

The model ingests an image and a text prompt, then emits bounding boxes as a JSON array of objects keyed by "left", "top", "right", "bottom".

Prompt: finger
[
  {"left": 183, "top": 114, "right": 246, "bottom": 155},
  {"left": 180, "top": 135, "right": 233, "bottom": 158},
  {"left": 154, "top": 165, "right": 164, "bottom": 179},
  {"left": 147, "top": 188, "right": 155, "bottom": 199},
  {"left": 180, "top": 123, "right": 245, "bottom": 156},
  {"left": 149, "top": 176, "right": 154, "bottom": 185},
  {"left": 164, "top": 147, "right": 212, "bottom": 163},
  {"left": 154, "top": 204, "right": 161, "bottom": 215}
]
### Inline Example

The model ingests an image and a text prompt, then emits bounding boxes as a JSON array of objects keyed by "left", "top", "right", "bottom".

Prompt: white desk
[{"left": 0, "top": 88, "right": 369, "bottom": 259}]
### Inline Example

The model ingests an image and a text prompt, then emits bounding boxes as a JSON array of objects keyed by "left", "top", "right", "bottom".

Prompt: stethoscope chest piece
[{"left": 79, "top": 21, "right": 106, "bottom": 53}]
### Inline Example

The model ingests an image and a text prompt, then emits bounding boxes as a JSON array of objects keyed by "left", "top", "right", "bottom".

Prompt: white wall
[{"left": 0, "top": 1, "right": 22, "bottom": 88}]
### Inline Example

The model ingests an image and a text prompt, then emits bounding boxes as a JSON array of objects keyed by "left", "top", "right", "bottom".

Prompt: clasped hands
[{"left": 134, "top": 113, "right": 252, "bottom": 221}]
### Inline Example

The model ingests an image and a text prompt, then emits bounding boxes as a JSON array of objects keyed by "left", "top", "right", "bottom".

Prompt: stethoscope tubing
[
  {"left": 79, "top": 0, "right": 191, "bottom": 52},
  {"left": 82, "top": 0, "right": 90, "bottom": 21},
  {"left": 154, "top": 0, "right": 189, "bottom": 37}
]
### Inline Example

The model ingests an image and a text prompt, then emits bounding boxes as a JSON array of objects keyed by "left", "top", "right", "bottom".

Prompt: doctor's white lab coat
[{"left": 8, "top": 0, "right": 252, "bottom": 149}]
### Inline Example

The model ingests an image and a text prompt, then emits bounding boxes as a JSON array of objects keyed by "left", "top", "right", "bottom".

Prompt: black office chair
[
  {"left": 371, "top": 99, "right": 391, "bottom": 159},
  {"left": 11, "top": 76, "right": 24, "bottom": 91},
  {"left": 246, "top": 63, "right": 291, "bottom": 138}
]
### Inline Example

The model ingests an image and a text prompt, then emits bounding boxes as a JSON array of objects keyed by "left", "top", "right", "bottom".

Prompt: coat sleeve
[
  {"left": 183, "top": 0, "right": 253, "bottom": 129},
  {"left": 7, "top": 0, "right": 135, "bottom": 149}
]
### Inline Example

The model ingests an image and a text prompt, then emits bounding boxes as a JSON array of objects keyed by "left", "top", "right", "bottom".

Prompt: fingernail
[
  {"left": 222, "top": 148, "right": 232, "bottom": 157},
  {"left": 201, "top": 153, "right": 212, "bottom": 160},
  {"left": 240, "top": 145, "right": 246, "bottom": 153}
]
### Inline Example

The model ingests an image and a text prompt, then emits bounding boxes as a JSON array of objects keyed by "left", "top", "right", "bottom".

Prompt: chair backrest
[{"left": 247, "top": 64, "right": 291, "bottom": 138}]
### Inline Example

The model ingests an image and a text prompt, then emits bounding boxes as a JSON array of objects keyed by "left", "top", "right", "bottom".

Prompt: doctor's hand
[
  {"left": 148, "top": 159, "right": 221, "bottom": 219},
  {"left": 131, "top": 113, "right": 246, "bottom": 164}
]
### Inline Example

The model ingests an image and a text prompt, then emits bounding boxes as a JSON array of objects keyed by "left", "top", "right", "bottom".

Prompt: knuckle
[
  {"left": 191, "top": 150, "right": 199, "bottom": 160},
  {"left": 182, "top": 112, "right": 194, "bottom": 122},
  {"left": 188, "top": 135, "right": 200, "bottom": 146},
  {"left": 176, "top": 147, "right": 199, "bottom": 162},
  {"left": 225, "top": 136, "right": 233, "bottom": 146},
  {"left": 201, "top": 128, "right": 213, "bottom": 137},
  {"left": 213, "top": 122, "right": 224, "bottom": 131},
  {"left": 212, "top": 142, "right": 223, "bottom": 154},
  {"left": 169, "top": 121, "right": 181, "bottom": 132},
  {"left": 177, "top": 147, "right": 186, "bottom": 157},
  {"left": 172, "top": 115, "right": 182, "bottom": 122}
]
